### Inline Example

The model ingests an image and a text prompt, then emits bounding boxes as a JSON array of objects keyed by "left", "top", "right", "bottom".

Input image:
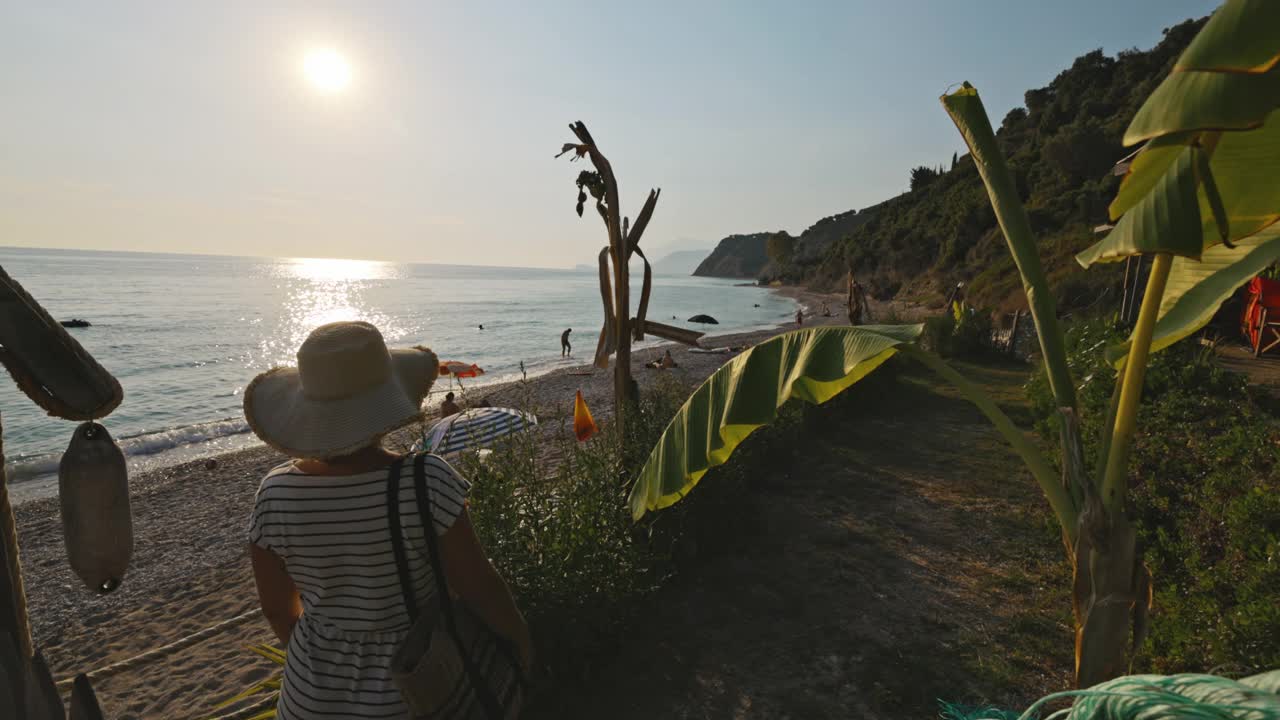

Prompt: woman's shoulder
[{"left": 419, "top": 453, "right": 471, "bottom": 499}]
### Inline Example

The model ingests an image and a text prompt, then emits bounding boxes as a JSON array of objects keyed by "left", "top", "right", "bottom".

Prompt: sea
[{"left": 1, "top": 247, "right": 795, "bottom": 498}]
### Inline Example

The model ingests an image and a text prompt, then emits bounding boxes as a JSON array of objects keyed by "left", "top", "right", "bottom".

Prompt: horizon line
[{"left": 0, "top": 243, "right": 712, "bottom": 273}]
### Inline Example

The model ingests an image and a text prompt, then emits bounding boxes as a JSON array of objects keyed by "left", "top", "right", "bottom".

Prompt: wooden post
[
  {"left": 0, "top": 414, "right": 32, "bottom": 712},
  {"left": 1119, "top": 256, "right": 1133, "bottom": 325},
  {"left": 1008, "top": 310, "right": 1021, "bottom": 357}
]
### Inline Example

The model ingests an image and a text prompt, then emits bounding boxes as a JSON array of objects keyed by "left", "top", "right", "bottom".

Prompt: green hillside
[{"left": 795, "top": 17, "right": 1208, "bottom": 311}]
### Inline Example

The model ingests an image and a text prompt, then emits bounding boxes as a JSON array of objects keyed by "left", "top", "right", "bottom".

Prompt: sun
[{"left": 302, "top": 48, "right": 351, "bottom": 93}]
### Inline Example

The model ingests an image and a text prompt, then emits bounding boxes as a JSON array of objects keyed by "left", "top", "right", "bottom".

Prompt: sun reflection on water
[
  {"left": 254, "top": 256, "right": 410, "bottom": 368},
  {"left": 287, "top": 257, "right": 398, "bottom": 282}
]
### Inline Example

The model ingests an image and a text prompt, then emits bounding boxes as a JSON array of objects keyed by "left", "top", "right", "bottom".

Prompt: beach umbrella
[
  {"left": 425, "top": 407, "right": 537, "bottom": 455},
  {"left": 439, "top": 361, "right": 485, "bottom": 379}
]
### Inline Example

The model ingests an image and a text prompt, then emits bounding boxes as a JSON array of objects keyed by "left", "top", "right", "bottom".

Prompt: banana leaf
[
  {"left": 1124, "top": 68, "right": 1280, "bottom": 146},
  {"left": 941, "top": 81, "right": 1075, "bottom": 411},
  {"left": 628, "top": 325, "right": 921, "bottom": 520},
  {"left": 1106, "top": 224, "right": 1280, "bottom": 368},
  {"left": 1175, "top": 0, "right": 1280, "bottom": 74},
  {"left": 1085, "top": 114, "right": 1280, "bottom": 266},
  {"left": 1111, "top": 115, "right": 1280, "bottom": 227},
  {"left": 1078, "top": 144, "right": 1205, "bottom": 266}
]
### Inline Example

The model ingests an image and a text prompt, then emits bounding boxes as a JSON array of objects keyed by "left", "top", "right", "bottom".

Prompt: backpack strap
[
  {"left": 412, "top": 453, "right": 506, "bottom": 720},
  {"left": 384, "top": 456, "right": 417, "bottom": 624}
]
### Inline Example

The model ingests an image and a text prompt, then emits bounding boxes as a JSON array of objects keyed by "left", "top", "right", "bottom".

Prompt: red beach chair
[{"left": 1241, "top": 276, "right": 1280, "bottom": 357}]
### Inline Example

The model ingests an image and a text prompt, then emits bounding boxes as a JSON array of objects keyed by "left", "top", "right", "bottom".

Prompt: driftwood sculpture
[
  {"left": 0, "top": 264, "right": 125, "bottom": 718},
  {"left": 557, "top": 122, "right": 702, "bottom": 436}
]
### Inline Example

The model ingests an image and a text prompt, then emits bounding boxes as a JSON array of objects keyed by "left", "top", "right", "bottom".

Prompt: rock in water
[
  {"left": 687, "top": 314, "right": 719, "bottom": 324},
  {"left": 59, "top": 422, "right": 132, "bottom": 594}
]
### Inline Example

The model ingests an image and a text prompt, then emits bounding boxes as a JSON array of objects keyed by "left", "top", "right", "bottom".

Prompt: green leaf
[
  {"left": 1108, "top": 134, "right": 1191, "bottom": 221},
  {"left": 1079, "top": 144, "right": 1204, "bottom": 267},
  {"left": 1111, "top": 116, "right": 1280, "bottom": 242},
  {"left": 1110, "top": 119, "right": 1280, "bottom": 239},
  {"left": 212, "top": 677, "right": 282, "bottom": 710},
  {"left": 940, "top": 82, "right": 1076, "bottom": 412},
  {"left": 246, "top": 644, "right": 287, "bottom": 664},
  {"left": 1200, "top": 115, "right": 1280, "bottom": 241},
  {"left": 1123, "top": 67, "right": 1280, "bottom": 146},
  {"left": 1193, "top": 137, "right": 1231, "bottom": 243},
  {"left": 628, "top": 325, "right": 922, "bottom": 519},
  {"left": 1106, "top": 224, "right": 1280, "bottom": 368},
  {"left": 1176, "top": 0, "right": 1280, "bottom": 74}
]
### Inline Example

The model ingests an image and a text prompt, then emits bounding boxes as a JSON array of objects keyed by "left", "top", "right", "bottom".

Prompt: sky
[{"left": 0, "top": 1, "right": 1220, "bottom": 269}]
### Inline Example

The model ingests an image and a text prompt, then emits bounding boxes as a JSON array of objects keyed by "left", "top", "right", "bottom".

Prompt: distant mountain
[
  {"left": 692, "top": 233, "right": 773, "bottom": 279},
  {"left": 651, "top": 249, "right": 709, "bottom": 276}
]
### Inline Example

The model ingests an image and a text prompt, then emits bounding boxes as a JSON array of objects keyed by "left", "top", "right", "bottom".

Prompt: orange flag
[{"left": 574, "top": 390, "right": 599, "bottom": 442}]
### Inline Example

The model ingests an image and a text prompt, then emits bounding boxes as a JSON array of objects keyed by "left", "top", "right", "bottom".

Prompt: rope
[
  {"left": 53, "top": 607, "right": 263, "bottom": 691},
  {"left": 939, "top": 671, "right": 1280, "bottom": 720}
]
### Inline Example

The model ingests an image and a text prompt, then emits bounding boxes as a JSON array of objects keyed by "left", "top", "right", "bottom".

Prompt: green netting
[
  {"left": 939, "top": 700, "right": 1027, "bottom": 719},
  {"left": 940, "top": 670, "right": 1280, "bottom": 720}
]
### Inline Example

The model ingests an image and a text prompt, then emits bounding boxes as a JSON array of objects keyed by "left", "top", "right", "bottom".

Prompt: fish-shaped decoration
[{"left": 58, "top": 422, "right": 132, "bottom": 594}]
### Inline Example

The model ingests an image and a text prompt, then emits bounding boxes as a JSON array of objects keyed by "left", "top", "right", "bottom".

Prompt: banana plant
[{"left": 629, "top": 0, "right": 1280, "bottom": 688}]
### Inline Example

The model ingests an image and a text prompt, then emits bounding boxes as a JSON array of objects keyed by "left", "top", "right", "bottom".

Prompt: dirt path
[{"left": 541, "top": 359, "right": 1073, "bottom": 719}]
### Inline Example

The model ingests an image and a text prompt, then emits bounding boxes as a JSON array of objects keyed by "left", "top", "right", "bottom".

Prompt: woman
[{"left": 245, "top": 321, "right": 532, "bottom": 718}]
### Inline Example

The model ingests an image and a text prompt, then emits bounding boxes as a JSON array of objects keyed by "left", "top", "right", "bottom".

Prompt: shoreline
[
  {"left": 5, "top": 282, "right": 811, "bottom": 503},
  {"left": 12, "top": 283, "right": 914, "bottom": 718}
]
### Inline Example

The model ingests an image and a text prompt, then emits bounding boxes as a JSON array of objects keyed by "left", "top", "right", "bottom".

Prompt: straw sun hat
[{"left": 244, "top": 321, "right": 438, "bottom": 459}]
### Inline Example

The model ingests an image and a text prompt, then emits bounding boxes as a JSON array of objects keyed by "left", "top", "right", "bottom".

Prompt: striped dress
[{"left": 249, "top": 453, "right": 471, "bottom": 719}]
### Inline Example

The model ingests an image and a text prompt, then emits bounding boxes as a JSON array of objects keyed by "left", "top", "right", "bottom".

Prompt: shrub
[
  {"left": 1026, "top": 319, "right": 1280, "bottom": 673},
  {"left": 459, "top": 375, "right": 693, "bottom": 696},
  {"left": 922, "top": 303, "right": 996, "bottom": 360}
]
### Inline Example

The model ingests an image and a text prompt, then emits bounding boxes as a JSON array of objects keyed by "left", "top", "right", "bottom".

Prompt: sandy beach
[{"left": 13, "top": 286, "right": 913, "bottom": 719}]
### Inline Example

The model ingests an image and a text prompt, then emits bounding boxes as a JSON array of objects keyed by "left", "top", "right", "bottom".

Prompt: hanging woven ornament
[{"left": 58, "top": 422, "right": 132, "bottom": 594}]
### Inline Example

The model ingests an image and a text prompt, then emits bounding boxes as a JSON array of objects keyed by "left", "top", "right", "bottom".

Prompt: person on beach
[
  {"left": 795, "top": 308, "right": 804, "bottom": 326},
  {"left": 440, "top": 391, "right": 461, "bottom": 417},
  {"left": 645, "top": 349, "right": 678, "bottom": 370},
  {"left": 561, "top": 327, "right": 572, "bottom": 357},
  {"left": 848, "top": 272, "right": 867, "bottom": 326},
  {"left": 244, "top": 321, "right": 531, "bottom": 719}
]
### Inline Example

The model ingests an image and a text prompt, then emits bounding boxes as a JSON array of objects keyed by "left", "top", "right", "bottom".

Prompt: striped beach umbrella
[{"left": 425, "top": 407, "right": 537, "bottom": 455}]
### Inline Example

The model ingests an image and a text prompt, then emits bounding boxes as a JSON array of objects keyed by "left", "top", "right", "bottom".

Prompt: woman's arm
[
  {"left": 438, "top": 509, "right": 533, "bottom": 670},
  {"left": 250, "top": 543, "right": 303, "bottom": 645}
]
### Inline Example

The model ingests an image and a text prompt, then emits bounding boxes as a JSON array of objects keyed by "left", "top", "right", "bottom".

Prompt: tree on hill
[
  {"left": 766, "top": 232, "right": 796, "bottom": 266},
  {"left": 807, "top": 17, "right": 1208, "bottom": 309},
  {"left": 910, "top": 165, "right": 940, "bottom": 191}
]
